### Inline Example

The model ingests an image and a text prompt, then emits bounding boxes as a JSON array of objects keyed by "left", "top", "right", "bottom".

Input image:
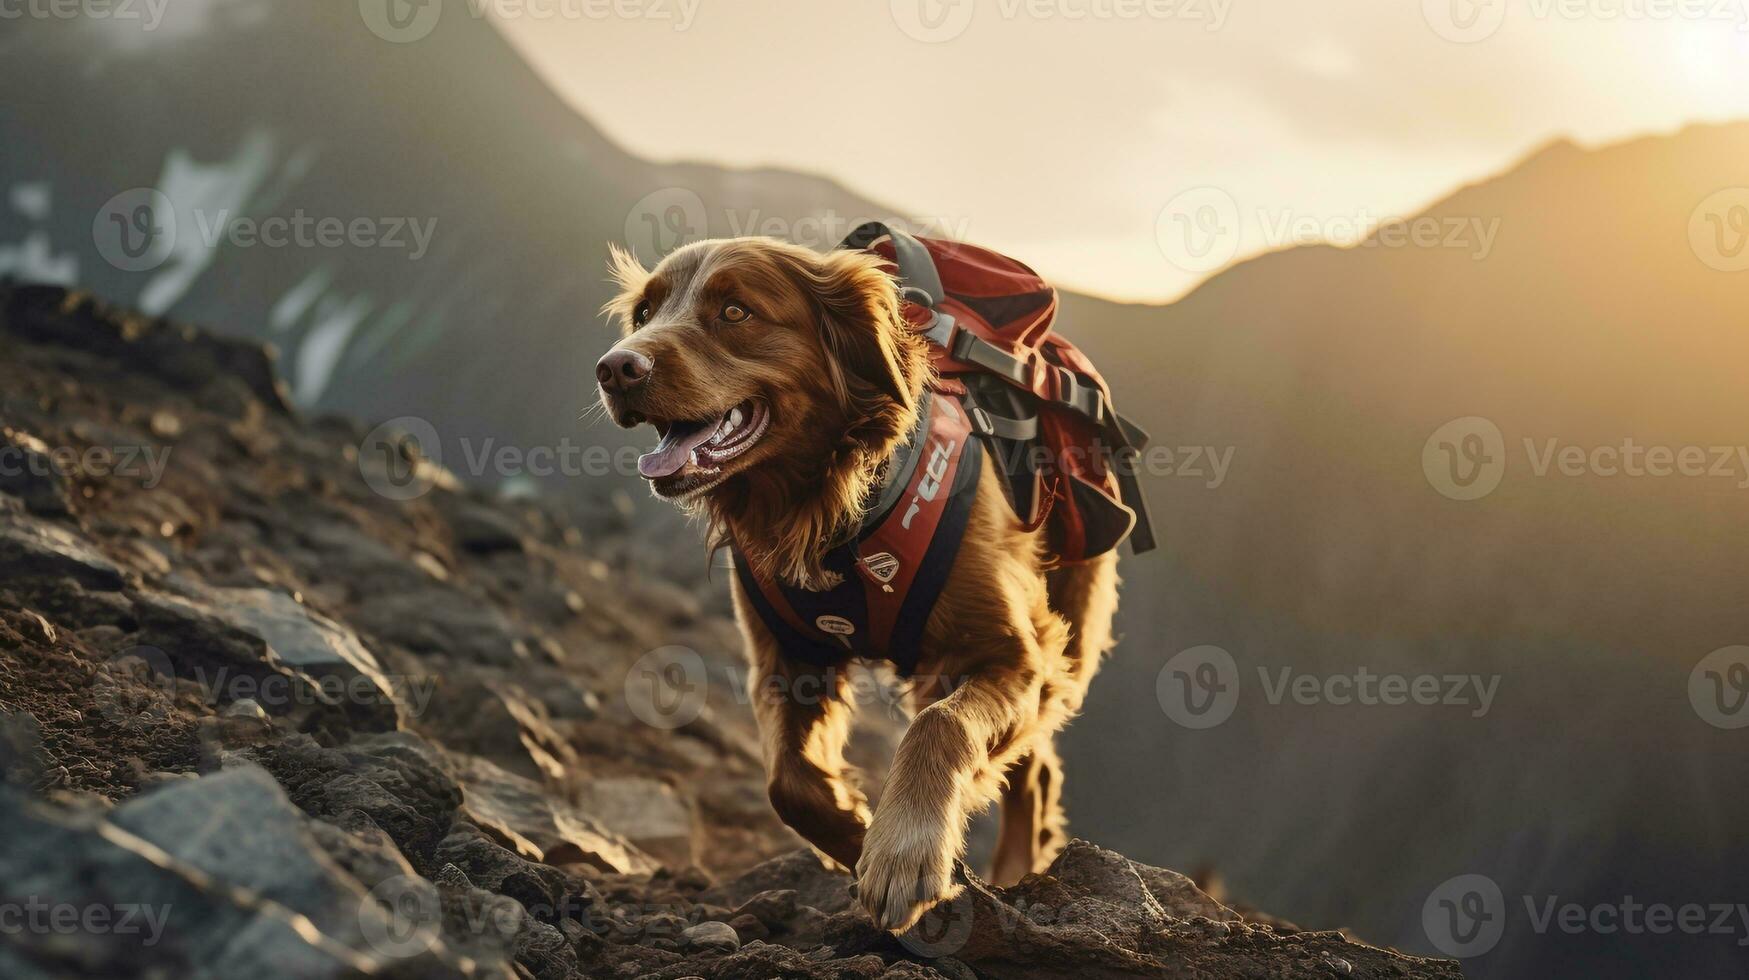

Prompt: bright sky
[{"left": 491, "top": 0, "right": 1749, "bottom": 302}]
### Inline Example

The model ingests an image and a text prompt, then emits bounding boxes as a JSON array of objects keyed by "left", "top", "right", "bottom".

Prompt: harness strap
[
  {"left": 839, "top": 222, "right": 945, "bottom": 308},
  {"left": 729, "top": 390, "right": 981, "bottom": 674}
]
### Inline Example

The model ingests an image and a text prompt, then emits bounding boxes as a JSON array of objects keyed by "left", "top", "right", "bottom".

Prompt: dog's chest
[{"left": 732, "top": 390, "right": 982, "bottom": 674}]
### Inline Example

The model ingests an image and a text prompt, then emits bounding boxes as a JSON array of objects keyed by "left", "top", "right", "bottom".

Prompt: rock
[
  {"left": 348, "top": 587, "right": 523, "bottom": 666},
  {"left": 447, "top": 502, "right": 526, "bottom": 554},
  {"left": 727, "top": 912, "right": 768, "bottom": 942},
  {"left": 239, "top": 733, "right": 462, "bottom": 874},
  {"left": 0, "top": 783, "right": 459, "bottom": 979},
  {"left": 0, "top": 426, "right": 72, "bottom": 516},
  {"left": 702, "top": 850, "right": 855, "bottom": 916},
  {"left": 201, "top": 586, "right": 402, "bottom": 730},
  {"left": 681, "top": 920, "right": 741, "bottom": 953},
  {"left": 223, "top": 698, "right": 268, "bottom": 720},
  {"left": 0, "top": 515, "right": 126, "bottom": 591},
  {"left": 3, "top": 286, "right": 292, "bottom": 414},
  {"left": 417, "top": 673, "right": 577, "bottom": 781},
  {"left": 815, "top": 841, "right": 1461, "bottom": 980},
  {"left": 105, "top": 766, "right": 394, "bottom": 955},
  {"left": 0, "top": 710, "right": 47, "bottom": 787},
  {"left": 448, "top": 752, "right": 657, "bottom": 874},
  {"left": 429, "top": 822, "right": 600, "bottom": 942},
  {"left": 573, "top": 775, "right": 701, "bottom": 871},
  {"left": 1047, "top": 838, "right": 1240, "bottom": 922},
  {"left": 307, "top": 813, "right": 422, "bottom": 893}
]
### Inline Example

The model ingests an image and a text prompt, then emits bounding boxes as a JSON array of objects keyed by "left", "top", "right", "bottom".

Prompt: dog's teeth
[{"left": 729, "top": 407, "right": 744, "bottom": 429}]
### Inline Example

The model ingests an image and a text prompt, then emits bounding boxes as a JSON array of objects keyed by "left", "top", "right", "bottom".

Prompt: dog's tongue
[{"left": 638, "top": 418, "right": 718, "bottom": 479}]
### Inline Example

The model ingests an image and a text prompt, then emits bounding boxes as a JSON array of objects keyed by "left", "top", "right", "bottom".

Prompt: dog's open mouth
[{"left": 637, "top": 399, "right": 770, "bottom": 496}]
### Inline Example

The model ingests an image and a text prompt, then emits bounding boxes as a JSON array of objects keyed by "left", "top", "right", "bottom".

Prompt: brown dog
[{"left": 596, "top": 237, "right": 1119, "bottom": 932}]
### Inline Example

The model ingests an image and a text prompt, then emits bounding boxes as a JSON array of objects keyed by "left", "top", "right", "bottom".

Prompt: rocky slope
[{"left": 0, "top": 284, "right": 1459, "bottom": 978}]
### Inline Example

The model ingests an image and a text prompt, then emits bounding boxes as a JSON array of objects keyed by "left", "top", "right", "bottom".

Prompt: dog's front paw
[{"left": 854, "top": 807, "right": 959, "bottom": 932}]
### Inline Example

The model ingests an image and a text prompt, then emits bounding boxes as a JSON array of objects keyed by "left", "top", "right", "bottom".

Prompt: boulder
[{"left": 572, "top": 775, "right": 701, "bottom": 871}]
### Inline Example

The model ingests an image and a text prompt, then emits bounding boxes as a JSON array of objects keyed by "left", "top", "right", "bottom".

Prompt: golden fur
[{"left": 598, "top": 237, "right": 1120, "bottom": 932}]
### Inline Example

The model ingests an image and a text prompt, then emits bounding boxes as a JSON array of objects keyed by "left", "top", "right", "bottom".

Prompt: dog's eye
[
  {"left": 720, "top": 302, "right": 751, "bottom": 324},
  {"left": 633, "top": 301, "right": 652, "bottom": 326}
]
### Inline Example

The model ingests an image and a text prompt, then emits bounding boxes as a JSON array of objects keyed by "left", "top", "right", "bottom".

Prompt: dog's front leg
[
  {"left": 746, "top": 637, "right": 870, "bottom": 872},
  {"left": 856, "top": 652, "right": 1043, "bottom": 932}
]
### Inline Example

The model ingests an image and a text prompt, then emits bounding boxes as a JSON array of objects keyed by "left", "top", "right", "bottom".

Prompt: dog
[{"left": 595, "top": 236, "right": 1119, "bottom": 932}]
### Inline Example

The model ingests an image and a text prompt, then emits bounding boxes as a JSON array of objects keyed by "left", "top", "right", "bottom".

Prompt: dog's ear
[
  {"left": 798, "top": 250, "right": 917, "bottom": 412},
  {"left": 600, "top": 244, "right": 652, "bottom": 335}
]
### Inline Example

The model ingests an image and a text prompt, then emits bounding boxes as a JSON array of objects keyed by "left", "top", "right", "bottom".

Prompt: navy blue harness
[{"left": 731, "top": 389, "right": 983, "bottom": 676}]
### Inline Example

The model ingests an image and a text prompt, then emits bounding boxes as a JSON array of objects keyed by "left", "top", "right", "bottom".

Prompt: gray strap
[{"left": 838, "top": 222, "right": 945, "bottom": 308}]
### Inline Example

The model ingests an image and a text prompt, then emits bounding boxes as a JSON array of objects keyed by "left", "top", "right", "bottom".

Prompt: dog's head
[{"left": 596, "top": 237, "right": 930, "bottom": 576}]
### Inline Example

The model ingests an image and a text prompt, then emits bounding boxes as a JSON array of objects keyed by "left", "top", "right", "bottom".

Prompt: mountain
[
  {"left": 0, "top": 283, "right": 1460, "bottom": 979},
  {"left": 0, "top": 0, "right": 908, "bottom": 501},
  {"left": 4, "top": 4, "right": 1747, "bottom": 977},
  {"left": 1054, "top": 123, "right": 1749, "bottom": 980}
]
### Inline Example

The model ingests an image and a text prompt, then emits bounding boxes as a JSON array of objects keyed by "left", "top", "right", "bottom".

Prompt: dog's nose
[{"left": 596, "top": 349, "right": 652, "bottom": 394}]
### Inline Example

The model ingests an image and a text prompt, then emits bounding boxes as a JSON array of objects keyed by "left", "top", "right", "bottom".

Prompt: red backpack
[{"left": 842, "top": 222, "right": 1156, "bottom": 562}]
